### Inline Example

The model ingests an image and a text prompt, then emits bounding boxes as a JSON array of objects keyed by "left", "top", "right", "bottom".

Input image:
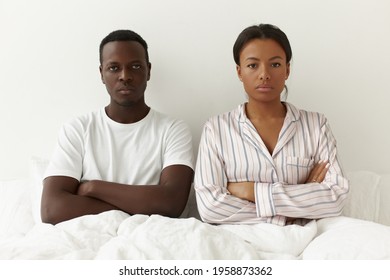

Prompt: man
[{"left": 41, "top": 30, "right": 194, "bottom": 225}]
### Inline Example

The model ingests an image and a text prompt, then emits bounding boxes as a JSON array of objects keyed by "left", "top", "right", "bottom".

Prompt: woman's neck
[{"left": 245, "top": 100, "right": 286, "bottom": 121}]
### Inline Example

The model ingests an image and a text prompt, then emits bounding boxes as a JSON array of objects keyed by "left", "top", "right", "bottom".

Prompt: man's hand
[
  {"left": 41, "top": 176, "right": 118, "bottom": 225},
  {"left": 77, "top": 180, "right": 96, "bottom": 196}
]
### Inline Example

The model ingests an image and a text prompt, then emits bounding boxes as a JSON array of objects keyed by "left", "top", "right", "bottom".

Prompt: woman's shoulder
[
  {"left": 204, "top": 104, "right": 244, "bottom": 126},
  {"left": 285, "top": 102, "right": 327, "bottom": 124}
]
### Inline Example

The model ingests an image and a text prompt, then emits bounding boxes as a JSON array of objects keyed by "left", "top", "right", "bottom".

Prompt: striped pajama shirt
[{"left": 194, "top": 102, "right": 349, "bottom": 225}]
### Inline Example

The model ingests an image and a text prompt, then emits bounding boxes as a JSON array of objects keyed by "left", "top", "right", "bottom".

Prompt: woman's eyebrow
[
  {"left": 244, "top": 57, "right": 260, "bottom": 62},
  {"left": 244, "top": 56, "right": 283, "bottom": 62},
  {"left": 269, "top": 56, "right": 283, "bottom": 60}
]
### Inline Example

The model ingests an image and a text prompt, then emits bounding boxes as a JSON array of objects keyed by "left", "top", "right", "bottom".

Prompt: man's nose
[{"left": 119, "top": 68, "right": 133, "bottom": 81}]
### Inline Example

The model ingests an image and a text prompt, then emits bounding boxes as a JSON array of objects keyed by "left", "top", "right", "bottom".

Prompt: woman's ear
[
  {"left": 236, "top": 65, "right": 243, "bottom": 81},
  {"left": 285, "top": 63, "right": 291, "bottom": 80}
]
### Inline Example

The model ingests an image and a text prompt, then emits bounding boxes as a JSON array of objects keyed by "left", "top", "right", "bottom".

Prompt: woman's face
[{"left": 236, "top": 38, "right": 290, "bottom": 104}]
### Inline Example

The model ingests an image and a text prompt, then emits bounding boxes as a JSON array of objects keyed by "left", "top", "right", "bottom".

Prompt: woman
[{"left": 194, "top": 24, "right": 349, "bottom": 225}]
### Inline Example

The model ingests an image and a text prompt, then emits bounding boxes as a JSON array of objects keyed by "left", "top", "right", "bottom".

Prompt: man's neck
[{"left": 105, "top": 103, "right": 150, "bottom": 124}]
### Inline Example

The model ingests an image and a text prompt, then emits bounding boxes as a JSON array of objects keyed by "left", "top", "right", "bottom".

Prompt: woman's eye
[
  {"left": 247, "top": 64, "right": 257, "bottom": 69},
  {"left": 271, "top": 63, "right": 281, "bottom": 67}
]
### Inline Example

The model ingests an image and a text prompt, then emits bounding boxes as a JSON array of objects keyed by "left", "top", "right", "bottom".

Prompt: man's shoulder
[
  {"left": 72, "top": 108, "right": 102, "bottom": 122},
  {"left": 60, "top": 108, "right": 103, "bottom": 132},
  {"left": 149, "top": 109, "right": 188, "bottom": 128},
  {"left": 150, "top": 109, "right": 175, "bottom": 121}
]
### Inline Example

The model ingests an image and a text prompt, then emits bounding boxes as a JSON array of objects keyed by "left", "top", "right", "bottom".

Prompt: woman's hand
[
  {"left": 305, "top": 160, "right": 329, "bottom": 184},
  {"left": 227, "top": 160, "right": 329, "bottom": 202},
  {"left": 227, "top": 181, "right": 255, "bottom": 202}
]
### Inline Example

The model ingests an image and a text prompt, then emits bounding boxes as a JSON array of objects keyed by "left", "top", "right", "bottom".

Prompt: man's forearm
[
  {"left": 41, "top": 188, "right": 119, "bottom": 225},
  {"left": 78, "top": 180, "right": 187, "bottom": 217}
]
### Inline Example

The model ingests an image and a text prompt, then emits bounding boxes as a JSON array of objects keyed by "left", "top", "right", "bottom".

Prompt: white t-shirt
[{"left": 44, "top": 108, "right": 194, "bottom": 185}]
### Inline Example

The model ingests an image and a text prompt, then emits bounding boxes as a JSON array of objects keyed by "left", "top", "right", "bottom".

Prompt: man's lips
[{"left": 117, "top": 87, "right": 135, "bottom": 94}]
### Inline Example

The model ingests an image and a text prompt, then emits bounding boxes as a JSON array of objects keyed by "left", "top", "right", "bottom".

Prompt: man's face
[{"left": 100, "top": 41, "right": 151, "bottom": 107}]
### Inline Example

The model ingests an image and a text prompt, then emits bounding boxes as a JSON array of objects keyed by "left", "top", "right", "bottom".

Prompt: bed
[{"left": 0, "top": 157, "right": 389, "bottom": 260}]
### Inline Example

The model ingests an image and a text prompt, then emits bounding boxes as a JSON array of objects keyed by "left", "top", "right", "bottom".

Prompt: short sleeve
[
  {"left": 162, "top": 120, "right": 194, "bottom": 170},
  {"left": 44, "top": 121, "right": 84, "bottom": 181}
]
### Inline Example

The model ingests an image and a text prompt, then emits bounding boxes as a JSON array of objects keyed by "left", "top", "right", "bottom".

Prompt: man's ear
[
  {"left": 99, "top": 65, "right": 105, "bottom": 84},
  {"left": 147, "top": 62, "right": 151, "bottom": 81},
  {"left": 236, "top": 65, "right": 243, "bottom": 81}
]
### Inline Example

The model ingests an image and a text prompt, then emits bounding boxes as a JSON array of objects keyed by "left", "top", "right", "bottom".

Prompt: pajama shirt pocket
[{"left": 285, "top": 156, "right": 314, "bottom": 184}]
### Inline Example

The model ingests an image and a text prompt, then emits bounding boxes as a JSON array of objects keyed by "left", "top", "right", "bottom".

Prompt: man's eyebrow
[{"left": 105, "top": 59, "right": 144, "bottom": 64}]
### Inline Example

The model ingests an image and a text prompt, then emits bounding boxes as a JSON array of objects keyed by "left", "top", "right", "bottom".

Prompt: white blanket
[
  {"left": 0, "top": 210, "right": 319, "bottom": 260},
  {"left": 3, "top": 170, "right": 390, "bottom": 260}
]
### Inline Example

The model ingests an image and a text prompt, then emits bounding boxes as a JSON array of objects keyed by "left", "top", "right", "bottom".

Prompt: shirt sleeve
[
  {"left": 162, "top": 120, "right": 195, "bottom": 171},
  {"left": 194, "top": 122, "right": 283, "bottom": 225},
  {"left": 43, "top": 120, "right": 84, "bottom": 181},
  {"left": 255, "top": 116, "right": 350, "bottom": 219}
]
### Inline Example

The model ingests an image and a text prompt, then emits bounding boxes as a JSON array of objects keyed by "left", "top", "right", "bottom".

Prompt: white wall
[{"left": 1, "top": 0, "right": 389, "bottom": 180}]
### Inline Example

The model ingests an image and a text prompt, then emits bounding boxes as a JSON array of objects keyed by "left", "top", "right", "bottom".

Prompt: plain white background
[{"left": 0, "top": 0, "right": 389, "bottom": 180}]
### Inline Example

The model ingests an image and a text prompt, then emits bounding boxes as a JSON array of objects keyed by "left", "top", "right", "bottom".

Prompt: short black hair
[
  {"left": 233, "top": 24, "right": 292, "bottom": 65},
  {"left": 99, "top": 29, "right": 149, "bottom": 64}
]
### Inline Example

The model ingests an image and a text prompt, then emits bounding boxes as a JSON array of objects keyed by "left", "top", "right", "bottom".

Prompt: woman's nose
[{"left": 258, "top": 66, "right": 270, "bottom": 80}]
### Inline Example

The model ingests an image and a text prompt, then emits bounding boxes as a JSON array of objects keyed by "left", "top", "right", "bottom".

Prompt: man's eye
[
  {"left": 132, "top": 65, "right": 141, "bottom": 70},
  {"left": 271, "top": 63, "right": 281, "bottom": 67},
  {"left": 109, "top": 66, "right": 119, "bottom": 71}
]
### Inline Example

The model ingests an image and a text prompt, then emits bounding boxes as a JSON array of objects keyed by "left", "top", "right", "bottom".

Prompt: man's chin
[{"left": 112, "top": 97, "right": 145, "bottom": 108}]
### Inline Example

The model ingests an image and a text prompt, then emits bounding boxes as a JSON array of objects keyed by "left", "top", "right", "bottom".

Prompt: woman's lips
[{"left": 255, "top": 85, "right": 273, "bottom": 92}]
